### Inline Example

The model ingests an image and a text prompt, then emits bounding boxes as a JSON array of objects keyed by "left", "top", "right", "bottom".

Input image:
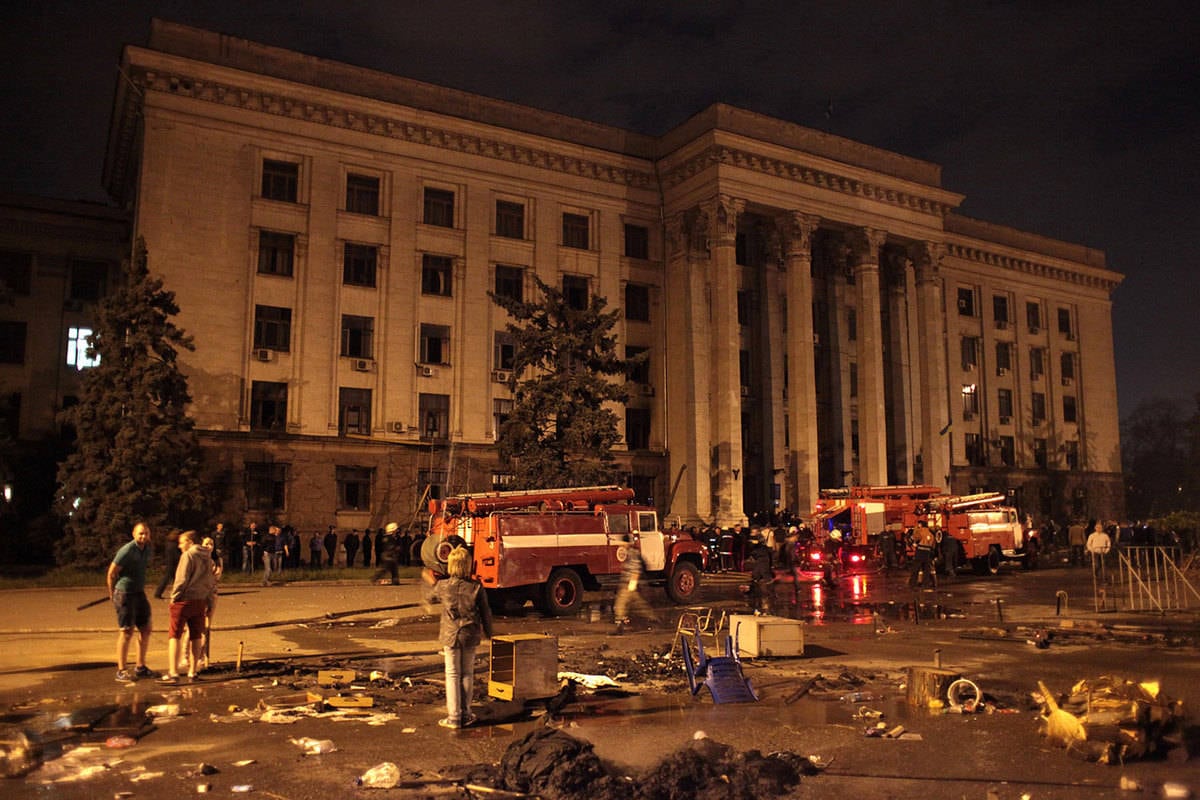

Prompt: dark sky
[{"left": 4, "top": 1, "right": 1198, "bottom": 416}]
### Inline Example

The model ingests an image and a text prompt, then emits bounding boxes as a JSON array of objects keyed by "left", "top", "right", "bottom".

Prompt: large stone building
[{"left": 95, "top": 19, "right": 1122, "bottom": 531}]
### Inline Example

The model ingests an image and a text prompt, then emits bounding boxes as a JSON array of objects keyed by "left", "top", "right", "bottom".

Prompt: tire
[
  {"left": 542, "top": 568, "right": 584, "bottom": 616},
  {"left": 986, "top": 546, "right": 1001, "bottom": 575},
  {"left": 665, "top": 561, "right": 701, "bottom": 604}
]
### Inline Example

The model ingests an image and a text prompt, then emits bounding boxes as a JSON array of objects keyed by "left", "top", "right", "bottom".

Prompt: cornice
[
  {"left": 943, "top": 240, "right": 1122, "bottom": 293},
  {"left": 659, "top": 145, "right": 955, "bottom": 220}
]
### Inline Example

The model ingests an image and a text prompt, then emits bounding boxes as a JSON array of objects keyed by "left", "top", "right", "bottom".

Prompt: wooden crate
[
  {"left": 728, "top": 614, "right": 805, "bottom": 657},
  {"left": 488, "top": 634, "right": 559, "bottom": 701}
]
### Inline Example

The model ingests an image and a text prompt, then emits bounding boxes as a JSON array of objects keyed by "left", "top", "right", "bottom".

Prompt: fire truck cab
[{"left": 424, "top": 486, "right": 708, "bottom": 616}]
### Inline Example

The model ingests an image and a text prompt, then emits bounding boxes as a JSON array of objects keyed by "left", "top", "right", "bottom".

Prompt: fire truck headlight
[
  {"left": 809, "top": 552, "right": 821, "bottom": 562},
  {"left": 850, "top": 554, "right": 862, "bottom": 563}
]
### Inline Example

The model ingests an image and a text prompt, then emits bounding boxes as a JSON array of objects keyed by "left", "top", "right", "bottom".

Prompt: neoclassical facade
[{"left": 99, "top": 20, "right": 1123, "bottom": 531}]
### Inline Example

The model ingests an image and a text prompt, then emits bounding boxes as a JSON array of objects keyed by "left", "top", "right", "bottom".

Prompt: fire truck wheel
[
  {"left": 666, "top": 561, "right": 700, "bottom": 604},
  {"left": 971, "top": 547, "right": 1002, "bottom": 576},
  {"left": 543, "top": 568, "right": 584, "bottom": 616}
]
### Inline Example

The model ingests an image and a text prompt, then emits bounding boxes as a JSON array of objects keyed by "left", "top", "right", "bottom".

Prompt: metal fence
[{"left": 1102, "top": 546, "right": 1200, "bottom": 612}]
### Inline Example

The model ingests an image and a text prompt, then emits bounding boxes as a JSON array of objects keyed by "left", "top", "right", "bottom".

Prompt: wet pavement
[{"left": 1, "top": 557, "right": 1198, "bottom": 798}]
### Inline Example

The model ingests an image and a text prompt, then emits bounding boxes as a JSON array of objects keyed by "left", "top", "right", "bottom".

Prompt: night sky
[{"left": 4, "top": 1, "right": 1198, "bottom": 418}]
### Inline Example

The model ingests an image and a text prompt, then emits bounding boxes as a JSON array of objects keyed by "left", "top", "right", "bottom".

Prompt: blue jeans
[{"left": 442, "top": 644, "right": 478, "bottom": 724}]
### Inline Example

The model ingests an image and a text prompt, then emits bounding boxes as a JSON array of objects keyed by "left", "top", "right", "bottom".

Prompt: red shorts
[{"left": 167, "top": 599, "right": 208, "bottom": 640}]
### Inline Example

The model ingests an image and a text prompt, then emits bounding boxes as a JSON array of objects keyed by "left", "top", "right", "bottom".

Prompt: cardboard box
[
  {"left": 728, "top": 614, "right": 805, "bottom": 657},
  {"left": 489, "top": 634, "right": 559, "bottom": 701}
]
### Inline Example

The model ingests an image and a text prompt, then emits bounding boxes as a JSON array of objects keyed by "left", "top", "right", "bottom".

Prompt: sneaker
[
  {"left": 461, "top": 713, "right": 478, "bottom": 728},
  {"left": 437, "top": 717, "right": 461, "bottom": 729},
  {"left": 134, "top": 666, "right": 159, "bottom": 679},
  {"left": 115, "top": 669, "right": 134, "bottom": 682}
]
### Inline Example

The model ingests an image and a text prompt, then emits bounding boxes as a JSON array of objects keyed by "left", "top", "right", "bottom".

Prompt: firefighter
[
  {"left": 746, "top": 530, "right": 774, "bottom": 613},
  {"left": 821, "top": 529, "right": 842, "bottom": 587},
  {"left": 909, "top": 520, "right": 937, "bottom": 588},
  {"left": 613, "top": 534, "right": 656, "bottom": 633}
]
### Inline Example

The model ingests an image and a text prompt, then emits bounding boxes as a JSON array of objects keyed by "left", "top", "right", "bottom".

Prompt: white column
[
  {"left": 848, "top": 227, "right": 889, "bottom": 485},
  {"left": 780, "top": 212, "right": 821, "bottom": 515}
]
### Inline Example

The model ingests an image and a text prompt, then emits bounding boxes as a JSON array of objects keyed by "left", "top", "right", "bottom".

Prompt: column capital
[
  {"left": 910, "top": 241, "right": 946, "bottom": 283},
  {"left": 846, "top": 227, "right": 888, "bottom": 269},
  {"left": 778, "top": 211, "right": 822, "bottom": 258},
  {"left": 701, "top": 195, "right": 745, "bottom": 246}
]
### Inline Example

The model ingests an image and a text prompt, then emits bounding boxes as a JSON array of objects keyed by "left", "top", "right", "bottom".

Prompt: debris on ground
[{"left": 1036, "top": 676, "right": 1186, "bottom": 764}]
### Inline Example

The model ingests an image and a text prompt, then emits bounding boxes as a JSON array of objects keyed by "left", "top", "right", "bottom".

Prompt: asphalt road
[{"left": 1, "top": 559, "right": 1198, "bottom": 798}]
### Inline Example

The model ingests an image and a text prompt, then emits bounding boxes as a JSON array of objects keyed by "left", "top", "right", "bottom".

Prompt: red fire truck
[{"left": 422, "top": 485, "right": 708, "bottom": 615}]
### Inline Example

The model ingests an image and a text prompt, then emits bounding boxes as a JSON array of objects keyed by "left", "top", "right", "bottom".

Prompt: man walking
[{"left": 107, "top": 521, "right": 158, "bottom": 682}]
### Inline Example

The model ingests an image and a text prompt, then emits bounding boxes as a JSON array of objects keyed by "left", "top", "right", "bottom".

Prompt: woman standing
[{"left": 431, "top": 546, "right": 493, "bottom": 729}]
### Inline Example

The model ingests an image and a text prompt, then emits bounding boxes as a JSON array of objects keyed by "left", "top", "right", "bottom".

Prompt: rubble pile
[{"left": 1038, "top": 676, "right": 1187, "bottom": 764}]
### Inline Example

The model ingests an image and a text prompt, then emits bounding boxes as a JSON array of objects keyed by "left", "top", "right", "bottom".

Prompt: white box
[{"left": 728, "top": 614, "right": 805, "bottom": 657}]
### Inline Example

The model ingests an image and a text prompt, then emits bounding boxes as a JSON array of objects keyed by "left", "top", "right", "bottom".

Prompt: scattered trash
[
  {"left": 1037, "top": 676, "right": 1185, "bottom": 763},
  {"left": 556, "top": 671, "right": 620, "bottom": 690},
  {"left": 682, "top": 632, "right": 758, "bottom": 703},
  {"left": 104, "top": 736, "right": 137, "bottom": 749},
  {"left": 129, "top": 770, "right": 163, "bottom": 781},
  {"left": 196, "top": 783, "right": 212, "bottom": 792},
  {"left": 146, "top": 704, "right": 180, "bottom": 718},
  {"left": 233, "top": 759, "right": 256, "bottom": 767},
  {"left": 0, "top": 728, "right": 42, "bottom": 777},
  {"left": 317, "top": 669, "right": 356, "bottom": 687},
  {"left": 291, "top": 736, "right": 336, "bottom": 755},
  {"left": 840, "top": 692, "right": 875, "bottom": 703},
  {"left": 1162, "top": 782, "right": 1192, "bottom": 799},
  {"left": 1119, "top": 775, "right": 1142, "bottom": 791},
  {"left": 946, "top": 678, "right": 982, "bottom": 711},
  {"left": 231, "top": 784, "right": 253, "bottom": 792},
  {"left": 193, "top": 763, "right": 219, "bottom": 776},
  {"left": 356, "top": 761, "right": 400, "bottom": 788}
]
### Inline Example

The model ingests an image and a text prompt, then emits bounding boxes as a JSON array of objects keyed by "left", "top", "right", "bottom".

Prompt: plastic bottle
[
  {"left": 840, "top": 691, "right": 874, "bottom": 703},
  {"left": 291, "top": 736, "right": 336, "bottom": 755},
  {"left": 356, "top": 761, "right": 400, "bottom": 789}
]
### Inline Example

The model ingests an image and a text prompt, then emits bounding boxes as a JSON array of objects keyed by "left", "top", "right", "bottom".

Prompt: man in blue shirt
[{"left": 107, "top": 522, "right": 159, "bottom": 681}]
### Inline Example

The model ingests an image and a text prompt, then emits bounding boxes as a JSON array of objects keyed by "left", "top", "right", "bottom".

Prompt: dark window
[
  {"left": 1060, "top": 352, "right": 1075, "bottom": 381},
  {"left": 69, "top": 260, "right": 108, "bottom": 302},
  {"left": 338, "top": 387, "right": 372, "bottom": 435},
  {"left": 626, "top": 346, "right": 650, "bottom": 384},
  {"left": 423, "top": 188, "right": 454, "bottom": 227},
  {"left": 345, "top": 173, "right": 380, "bottom": 215},
  {"left": 998, "top": 388, "right": 1013, "bottom": 420},
  {"left": 492, "top": 399, "right": 512, "bottom": 441},
  {"left": 494, "top": 331, "right": 516, "bottom": 370},
  {"left": 563, "top": 274, "right": 589, "bottom": 310},
  {"left": 421, "top": 254, "right": 452, "bottom": 296},
  {"left": 1065, "top": 440, "right": 1080, "bottom": 470},
  {"left": 737, "top": 291, "right": 750, "bottom": 326},
  {"left": 961, "top": 336, "right": 979, "bottom": 371},
  {"left": 496, "top": 201, "right": 525, "bottom": 239},
  {"left": 625, "top": 407, "right": 651, "bottom": 450},
  {"left": 1032, "top": 392, "right": 1046, "bottom": 425},
  {"left": 964, "top": 433, "right": 984, "bottom": 466},
  {"left": 0, "top": 321, "right": 28, "bottom": 364},
  {"left": 625, "top": 283, "right": 650, "bottom": 321},
  {"left": 957, "top": 287, "right": 976, "bottom": 316},
  {"left": 262, "top": 159, "right": 298, "bottom": 202},
  {"left": 999, "top": 436, "right": 1015, "bottom": 467},
  {"left": 624, "top": 224, "right": 649, "bottom": 259},
  {"left": 336, "top": 466, "right": 373, "bottom": 510},
  {"left": 257, "top": 231, "right": 295, "bottom": 277},
  {"left": 341, "top": 315, "right": 374, "bottom": 358},
  {"left": 739, "top": 349, "right": 751, "bottom": 392},
  {"left": 0, "top": 250, "right": 32, "bottom": 296},
  {"left": 1026, "top": 301, "right": 1042, "bottom": 332},
  {"left": 420, "top": 324, "right": 450, "bottom": 364},
  {"left": 343, "top": 243, "right": 378, "bottom": 287},
  {"left": 1033, "top": 438, "right": 1048, "bottom": 468},
  {"left": 562, "top": 212, "right": 589, "bottom": 249},
  {"left": 849, "top": 362, "right": 858, "bottom": 398},
  {"left": 847, "top": 307, "right": 857, "bottom": 341},
  {"left": 253, "top": 305, "right": 291, "bottom": 351},
  {"left": 419, "top": 393, "right": 450, "bottom": 440},
  {"left": 961, "top": 384, "right": 978, "bottom": 418},
  {"left": 1063, "top": 395, "right": 1077, "bottom": 423},
  {"left": 995, "top": 341, "right": 1012, "bottom": 374},
  {"left": 250, "top": 381, "right": 288, "bottom": 431},
  {"left": 993, "top": 295, "right": 1009, "bottom": 327},
  {"left": 494, "top": 265, "right": 523, "bottom": 302},
  {"left": 1057, "top": 307, "right": 1073, "bottom": 338},
  {"left": 1, "top": 393, "right": 19, "bottom": 439},
  {"left": 245, "top": 462, "right": 287, "bottom": 511},
  {"left": 1030, "top": 347, "right": 1045, "bottom": 380},
  {"left": 419, "top": 469, "right": 449, "bottom": 501}
]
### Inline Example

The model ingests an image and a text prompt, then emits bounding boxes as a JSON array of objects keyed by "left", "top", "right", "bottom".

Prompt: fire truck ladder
[{"left": 1111, "top": 547, "right": 1200, "bottom": 612}]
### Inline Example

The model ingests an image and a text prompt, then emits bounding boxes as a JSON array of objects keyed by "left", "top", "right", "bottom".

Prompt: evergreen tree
[
  {"left": 490, "top": 276, "right": 641, "bottom": 488},
  {"left": 55, "top": 238, "right": 204, "bottom": 568}
]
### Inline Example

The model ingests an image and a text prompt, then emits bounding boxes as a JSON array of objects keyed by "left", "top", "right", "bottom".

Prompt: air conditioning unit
[
  {"left": 352, "top": 358, "right": 374, "bottom": 372},
  {"left": 1062, "top": 376, "right": 1073, "bottom": 387},
  {"left": 996, "top": 367, "right": 1008, "bottom": 376},
  {"left": 999, "top": 415, "right": 1011, "bottom": 425},
  {"left": 253, "top": 348, "right": 274, "bottom": 362},
  {"left": 390, "top": 421, "right": 406, "bottom": 434},
  {"left": 491, "top": 370, "right": 511, "bottom": 384},
  {"left": 639, "top": 383, "right": 655, "bottom": 397}
]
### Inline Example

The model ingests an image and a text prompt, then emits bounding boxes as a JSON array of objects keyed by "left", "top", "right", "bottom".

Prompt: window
[
  {"left": 850, "top": 419, "right": 859, "bottom": 455},
  {"left": 961, "top": 336, "right": 979, "bottom": 371},
  {"left": 1026, "top": 301, "right": 1042, "bottom": 332},
  {"left": 624, "top": 224, "right": 649, "bottom": 259},
  {"left": 737, "top": 291, "right": 750, "bottom": 326},
  {"left": 1033, "top": 438, "right": 1048, "bottom": 468},
  {"left": 495, "top": 201, "right": 525, "bottom": 239},
  {"left": 625, "top": 408, "right": 651, "bottom": 450},
  {"left": 0, "top": 321, "right": 27, "bottom": 364},
  {"left": 995, "top": 341, "right": 1012, "bottom": 374},
  {"left": 492, "top": 399, "right": 513, "bottom": 441},
  {"left": 562, "top": 212, "right": 589, "bottom": 249},
  {"left": 849, "top": 362, "right": 858, "bottom": 398},
  {"left": 999, "top": 436, "right": 1015, "bottom": 466},
  {"left": 66, "top": 326, "right": 99, "bottom": 369},
  {"left": 1065, "top": 440, "right": 1080, "bottom": 471},
  {"left": 625, "top": 283, "right": 650, "bottom": 322},
  {"left": 964, "top": 433, "right": 984, "bottom": 466},
  {"left": 1030, "top": 347, "right": 1045, "bottom": 380},
  {"left": 739, "top": 349, "right": 751, "bottom": 393},
  {"left": 258, "top": 231, "right": 295, "bottom": 277},
  {"left": 0, "top": 250, "right": 32, "bottom": 296},
  {"left": 341, "top": 315, "right": 374, "bottom": 358},
  {"left": 253, "top": 305, "right": 291, "bottom": 352},
  {"left": 961, "top": 384, "right": 978, "bottom": 418},
  {"left": 847, "top": 307, "right": 857, "bottom": 341},
  {"left": 419, "top": 393, "right": 450, "bottom": 440},
  {"left": 245, "top": 462, "right": 288, "bottom": 511},
  {"left": 493, "top": 331, "right": 516, "bottom": 370},
  {"left": 563, "top": 274, "right": 589, "bottom": 310},
  {"left": 419, "top": 469, "right": 449, "bottom": 501},
  {"left": 997, "top": 388, "right": 1013, "bottom": 420},
  {"left": 626, "top": 346, "right": 650, "bottom": 384},
  {"left": 343, "top": 243, "right": 378, "bottom": 287},
  {"left": 250, "top": 381, "right": 288, "bottom": 431},
  {"left": 1032, "top": 392, "right": 1047, "bottom": 425},
  {"left": 420, "top": 324, "right": 450, "bottom": 364},
  {"left": 261, "top": 159, "right": 298, "bottom": 202},
  {"left": 1, "top": 393, "right": 19, "bottom": 439},
  {"left": 1060, "top": 352, "right": 1075, "bottom": 382},
  {"left": 494, "top": 265, "right": 524, "bottom": 302},
  {"left": 338, "top": 387, "right": 372, "bottom": 435},
  {"left": 491, "top": 471, "right": 514, "bottom": 491},
  {"left": 1057, "top": 307, "right": 1074, "bottom": 339},
  {"left": 1063, "top": 395, "right": 1077, "bottom": 424},
  {"left": 957, "top": 287, "right": 976, "bottom": 316},
  {"left": 69, "top": 260, "right": 108, "bottom": 302},
  {"left": 421, "top": 254, "right": 453, "bottom": 296},
  {"left": 336, "top": 466, "right": 373, "bottom": 510},
  {"left": 423, "top": 187, "right": 454, "bottom": 227},
  {"left": 345, "top": 173, "right": 380, "bottom": 215},
  {"left": 993, "top": 294, "right": 1009, "bottom": 328}
]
